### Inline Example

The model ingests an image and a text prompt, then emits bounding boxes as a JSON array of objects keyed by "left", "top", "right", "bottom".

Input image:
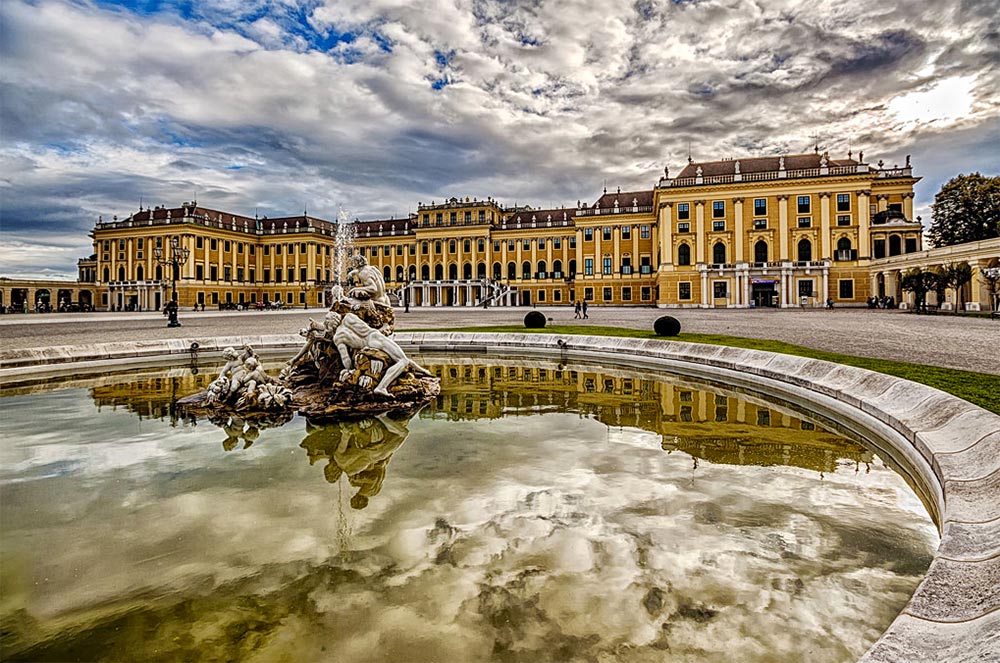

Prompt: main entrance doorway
[{"left": 751, "top": 281, "right": 779, "bottom": 308}]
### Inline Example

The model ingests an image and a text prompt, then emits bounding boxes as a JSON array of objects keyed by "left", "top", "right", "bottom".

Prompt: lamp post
[
  {"left": 154, "top": 237, "right": 190, "bottom": 328},
  {"left": 301, "top": 282, "right": 309, "bottom": 309},
  {"left": 404, "top": 277, "right": 411, "bottom": 313}
]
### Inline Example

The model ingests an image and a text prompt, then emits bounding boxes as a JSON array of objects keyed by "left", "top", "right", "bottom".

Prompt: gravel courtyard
[{"left": 1, "top": 306, "right": 996, "bottom": 375}]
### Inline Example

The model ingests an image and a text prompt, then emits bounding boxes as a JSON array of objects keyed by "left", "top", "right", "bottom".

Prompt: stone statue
[
  {"left": 346, "top": 254, "right": 390, "bottom": 307},
  {"left": 185, "top": 344, "right": 292, "bottom": 412},
  {"left": 328, "top": 310, "right": 432, "bottom": 397}
]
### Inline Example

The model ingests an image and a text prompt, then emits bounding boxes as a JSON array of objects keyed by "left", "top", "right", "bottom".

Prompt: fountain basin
[{"left": 1, "top": 333, "right": 997, "bottom": 662}]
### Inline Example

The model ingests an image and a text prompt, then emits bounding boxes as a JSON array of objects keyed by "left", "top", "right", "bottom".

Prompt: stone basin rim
[{"left": 1, "top": 331, "right": 997, "bottom": 663}]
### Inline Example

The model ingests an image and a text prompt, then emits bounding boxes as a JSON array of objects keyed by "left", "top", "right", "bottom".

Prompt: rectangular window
[
  {"left": 538, "top": 238, "right": 545, "bottom": 249},
  {"left": 118, "top": 239, "right": 125, "bottom": 250},
  {"left": 837, "top": 215, "right": 851, "bottom": 226},
  {"left": 263, "top": 269, "right": 270, "bottom": 283},
  {"left": 798, "top": 280, "right": 814, "bottom": 296},
  {"left": 553, "top": 290, "right": 561, "bottom": 302},
  {"left": 523, "top": 240, "right": 531, "bottom": 251},
  {"left": 641, "top": 286, "right": 651, "bottom": 301},
  {"left": 797, "top": 217, "right": 811, "bottom": 228},
  {"left": 210, "top": 266, "right": 218, "bottom": 281},
  {"left": 211, "top": 292, "right": 219, "bottom": 305},
  {"left": 603, "top": 287, "right": 613, "bottom": 301},
  {"left": 584, "top": 228, "right": 593, "bottom": 241},
  {"left": 450, "top": 212, "right": 457, "bottom": 223},
  {"left": 797, "top": 196, "right": 811, "bottom": 214},
  {"left": 889, "top": 203, "right": 902, "bottom": 213},
  {"left": 621, "top": 226, "right": 631, "bottom": 239},
  {"left": 249, "top": 269, "right": 255, "bottom": 282},
  {"left": 757, "top": 409, "right": 771, "bottom": 426},
  {"left": 621, "top": 256, "right": 632, "bottom": 274},
  {"left": 494, "top": 240, "right": 501, "bottom": 251},
  {"left": 622, "top": 286, "right": 632, "bottom": 301},
  {"left": 464, "top": 211, "right": 471, "bottom": 223},
  {"left": 640, "top": 256, "right": 652, "bottom": 274},
  {"left": 679, "top": 282, "right": 691, "bottom": 300},
  {"left": 753, "top": 219, "right": 767, "bottom": 230},
  {"left": 287, "top": 268, "right": 294, "bottom": 282},
  {"left": 396, "top": 245, "right": 403, "bottom": 255},
  {"left": 640, "top": 225, "right": 650, "bottom": 239},
  {"left": 211, "top": 239, "right": 218, "bottom": 251},
  {"left": 584, "top": 258, "right": 594, "bottom": 275},
  {"left": 602, "top": 257, "right": 612, "bottom": 275},
  {"left": 602, "top": 227, "right": 612, "bottom": 240},
  {"left": 436, "top": 213, "right": 443, "bottom": 225},
  {"left": 196, "top": 265, "right": 204, "bottom": 280},
  {"left": 478, "top": 210, "right": 485, "bottom": 223},
  {"left": 553, "top": 238, "right": 561, "bottom": 249},
  {"left": 275, "top": 270, "right": 282, "bottom": 283},
  {"left": 839, "top": 279, "right": 854, "bottom": 299},
  {"left": 507, "top": 240, "right": 515, "bottom": 251},
  {"left": 678, "top": 222, "right": 690, "bottom": 233},
  {"left": 754, "top": 198, "right": 767, "bottom": 215},
  {"left": 300, "top": 267, "right": 307, "bottom": 282},
  {"left": 384, "top": 246, "right": 391, "bottom": 256},
  {"left": 537, "top": 289, "right": 545, "bottom": 302},
  {"left": 137, "top": 238, "right": 144, "bottom": 249},
  {"left": 713, "top": 201, "right": 725, "bottom": 218},
  {"left": 224, "top": 267, "right": 232, "bottom": 281},
  {"left": 836, "top": 193, "right": 850, "bottom": 212},
  {"left": 584, "top": 287, "right": 593, "bottom": 301},
  {"left": 713, "top": 281, "right": 728, "bottom": 298},
  {"left": 569, "top": 237, "right": 577, "bottom": 248},
  {"left": 677, "top": 203, "right": 690, "bottom": 220},
  {"left": 713, "top": 220, "right": 725, "bottom": 231},
  {"left": 275, "top": 244, "right": 281, "bottom": 255},
  {"left": 224, "top": 241, "right": 231, "bottom": 252}
]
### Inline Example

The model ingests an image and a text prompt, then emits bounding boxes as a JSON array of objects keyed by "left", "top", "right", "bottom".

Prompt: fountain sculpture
[{"left": 179, "top": 213, "right": 439, "bottom": 420}]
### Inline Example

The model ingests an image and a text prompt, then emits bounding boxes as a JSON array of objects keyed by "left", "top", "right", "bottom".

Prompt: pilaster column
[
  {"left": 857, "top": 190, "right": 871, "bottom": 259},
  {"left": 695, "top": 201, "right": 706, "bottom": 264},
  {"left": 700, "top": 267, "right": 709, "bottom": 308},
  {"left": 876, "top": 194, "right": 889, "bottom": 212},
  {"left": 819, "top": 192, "right": 832, "bottom": 260},
  {"left": 575, "top": 229, "right": 583, "bottom": 276},
  {"left": 612, "top": 225, "right": 620, "bottom": 275},
  {"left": 777, "top": 195, "right": 790, "bottom": 260},
  {"left": 733, "top": 197, "right": 744, "bottom": 262},
  {"left": 594, "top": 227, "right": 602, "bottom": 275},
  {"left": 903, "top": 192, "right": 915, "bottom": 221}
]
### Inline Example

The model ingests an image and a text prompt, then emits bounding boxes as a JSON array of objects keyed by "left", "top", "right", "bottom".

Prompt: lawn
[{"left": 429, "top": 324, "right": 1000, "bottom": 415}]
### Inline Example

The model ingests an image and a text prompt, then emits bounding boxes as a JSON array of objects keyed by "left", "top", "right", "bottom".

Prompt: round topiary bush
[
  {"left": 653, "top": 315, "right": 681, "bottom": 336},
  {"left": 524, "top": 311, "right": 547, "bottom": 328}
]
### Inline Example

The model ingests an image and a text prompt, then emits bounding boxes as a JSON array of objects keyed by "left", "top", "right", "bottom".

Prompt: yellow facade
[{"left": 82, "top": 153, "right": 924, "bottom": 310}]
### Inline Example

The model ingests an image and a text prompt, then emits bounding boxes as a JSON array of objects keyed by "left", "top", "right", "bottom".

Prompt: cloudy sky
[{"left": 1, "top": 0, "right": 998, "bottom": 279}]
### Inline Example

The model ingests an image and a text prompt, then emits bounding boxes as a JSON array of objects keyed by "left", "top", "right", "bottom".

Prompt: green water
[{"left": 0, "top": 359, "right": 937, "bottom": 663}]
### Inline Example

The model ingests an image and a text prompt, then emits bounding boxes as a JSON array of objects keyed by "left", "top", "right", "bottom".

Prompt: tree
[
  {"left": 927, "top": 173, "right": 1000, "bottom": 247},
  {"left": 900, "top": 268, "right": 939, "bottom": 312},
  {"left": 942, "top": 262, "right": 973, "bottom": 312}
]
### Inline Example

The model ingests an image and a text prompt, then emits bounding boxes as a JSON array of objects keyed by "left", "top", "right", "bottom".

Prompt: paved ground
[{"left": 1, "top": 306, "right": 997, "bottom": 375}]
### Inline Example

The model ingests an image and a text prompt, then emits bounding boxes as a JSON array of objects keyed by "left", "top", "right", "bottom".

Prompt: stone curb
[{"left": 1, "top": 332, "right": 998, "bottom": 662}]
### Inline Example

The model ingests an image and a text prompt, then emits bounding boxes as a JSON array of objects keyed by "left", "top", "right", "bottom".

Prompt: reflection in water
[
  {"left": 300, "top": 413, "right": 415, "bottom": 510},
  {"left": 0, "top": 359, "right": 937, "bottom": 663}
]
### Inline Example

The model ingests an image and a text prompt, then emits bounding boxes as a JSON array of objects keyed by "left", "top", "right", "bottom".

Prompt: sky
[{"left": 1, "top": 0, "right": 998, "bottom": 279}]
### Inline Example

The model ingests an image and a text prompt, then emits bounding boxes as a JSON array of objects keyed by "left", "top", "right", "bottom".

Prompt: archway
[
  {"left": 797, "top": 238, "right": 812, "bottom": 263},
  {"left": 754, "top": 240, "right": 768, "bottom": 264}
]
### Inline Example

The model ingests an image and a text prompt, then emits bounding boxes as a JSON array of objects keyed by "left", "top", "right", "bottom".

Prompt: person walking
[
  {"left": 582, "top": 300, "right": 589, "bottom": 319},
  {"left": 574, "top": 301, "right": 581, "bottom": 319}
]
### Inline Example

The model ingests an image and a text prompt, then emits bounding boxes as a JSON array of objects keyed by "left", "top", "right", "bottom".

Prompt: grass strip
[{"left": 426, "top": 324, "right": 1000, "bottom": 415}]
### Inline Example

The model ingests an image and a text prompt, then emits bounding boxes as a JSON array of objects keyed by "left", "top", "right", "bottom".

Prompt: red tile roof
[{"left": 592, "top": 190, "right": 654, "bottom": 209}]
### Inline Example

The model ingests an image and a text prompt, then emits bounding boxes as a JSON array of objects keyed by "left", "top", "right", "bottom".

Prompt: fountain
[{"left": 178, "top": 211, "right": 439, "bottom": 420}]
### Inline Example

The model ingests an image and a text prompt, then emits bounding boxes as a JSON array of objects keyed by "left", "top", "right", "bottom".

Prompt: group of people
[
  {"left": 868, "top": 296, "right": 897, "bottom": 309},
  {"left": 573, "top": 300, "right": 589, "bottom": 319}
]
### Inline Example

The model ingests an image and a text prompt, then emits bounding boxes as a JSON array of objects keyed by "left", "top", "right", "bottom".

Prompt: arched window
[
  {"left": 408, "top": 265, "right": 417, "bottom": 280},
  {"left": 678, "top": 244, "right": 691, "bottom": 266},
  {"left": 522, "top": 261, "right": 531, "bottom": 279},
  {"left": 712, "top": 242, "right": 726, "bottom": 265},
  {"left": 448, "top": 264, "right": 458, "bottom": 279},
  {"left": 477, "top": 262, "right": 486, "bottom": 278},
  {"left": 889, "top": 235, "right": 902, "bottom": 256},
  {"left": 463, "top": 263, "right": 472, "bottom": 279},
  {"left": 118, "top": 266, "right": 126, "bottom": 281},
  {"left": 797, "top": 238, "right": 812, "bottom": 262},
  {"left": 103, "top": 267, "right": 110, "bottom": 282},
  {"left": 837, "top": 237, "right": 853, "bottom": 260},
  {"left": 553, "top": 259, "right": 563, "bottom": 276},
  {"left": 537, "top": 260, "right": 547, "bottom": 278},
  {"left": 136, "top": 265, "right": 144, "bottom": 281},
  {"left": 568, "top": 259, "right": 576, "bottom": 275},
  {"left": 155, "top": 265, "right": 162, "bottom": 280},
  {"left": 421, "top": 265, "right": 430, "bottom": 280},
  {"left": 383, "top": 266, "right": 391, "bottom": 282},
  {"left": 493, "top": 262, "right": 502, "bottom": 279},
  {"left": 754, "top": 240, "right": 768, "bottom": 263},
  {"left": 396, "top": 266, "right": 404, "bottom": 281},
  {"left": 434, "top": 264, "right": 444, "bottom": 280},
  {"left": 507, "top": 262, "right": 516, "bottom": 279}
]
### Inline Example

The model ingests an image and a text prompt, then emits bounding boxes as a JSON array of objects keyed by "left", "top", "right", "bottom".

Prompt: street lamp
[
  {"left": 404, "top": 277, "right": 411, "bottom": 313},
  {"left": 301, "top": 282, "right": 309, "bottom": 309},
  {"left": 154, "top": 237, "right": 190, "bottom": 327}
]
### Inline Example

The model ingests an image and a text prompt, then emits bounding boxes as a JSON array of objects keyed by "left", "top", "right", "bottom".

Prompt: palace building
[{"left": 69, "top": 151, "right": 930, "bottom": 310}]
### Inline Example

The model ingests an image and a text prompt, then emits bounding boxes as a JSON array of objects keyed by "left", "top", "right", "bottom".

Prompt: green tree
[
  {"left": 942, "top": 262, "right": 973, "bottom": 312},
  {"left": 928, "top": 173, "right": 1000, "bottom": 247},
  {"left": 901, "top": 268, "right": 939, "bottom": 312}
]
